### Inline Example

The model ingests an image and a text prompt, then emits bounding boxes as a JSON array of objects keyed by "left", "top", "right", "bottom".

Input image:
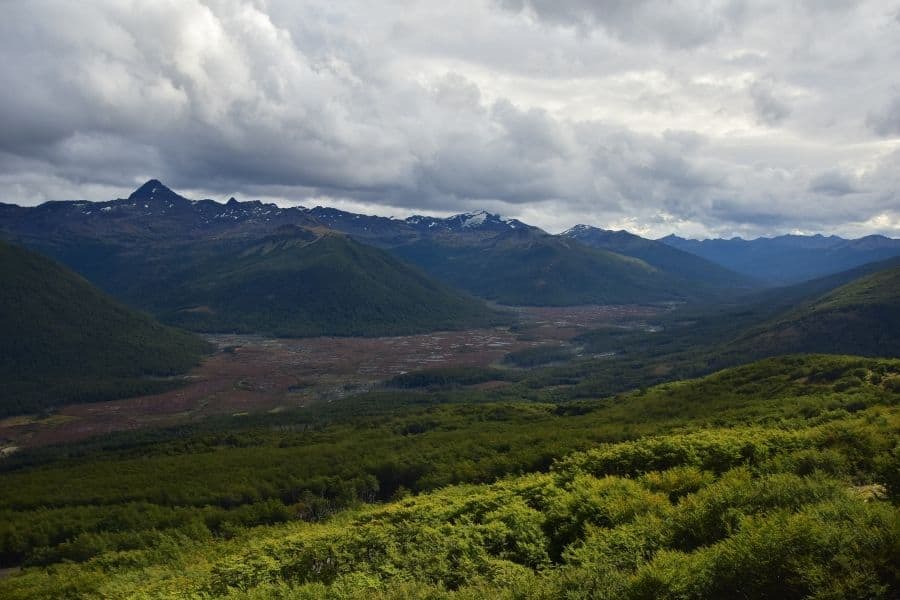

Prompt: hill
[
  {"left": 0, "top": 182, "right": 506, "bottom": 336},
  {"left": 661, "top": 233, "right": 900, "bottom": 284},
  {"left": 0, "top": 240, "right": 210, "bottom": 416},
  {"left": 562, "top": 224, "right": 753, "bottom": 289},
  {"left": 390, "top": 228, "right": 694, "bottom": 305},
  {"left": 729, "top": 262, "right": 900, "bottom": 359},
  {"left": 140, "top": 227, "right": 507, "bottom": 336}
]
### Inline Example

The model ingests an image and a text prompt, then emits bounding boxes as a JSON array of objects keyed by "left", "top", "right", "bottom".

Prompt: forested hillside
[
  {"left": 727, "top": 264, "right": 900, "bottom": 359},
  {"left": 0, "top": 240, "right": 210, "bottom": 416},
  {"left": 146, "top": 229, "right": 507, "bottom": 336},
  {"left": 391, "top": 231, "right": 691, "bottom": 305}
]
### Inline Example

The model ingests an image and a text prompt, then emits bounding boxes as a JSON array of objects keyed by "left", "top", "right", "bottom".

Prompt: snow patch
[{"left": 461, "top": 211, "right": 488, "bottom": 228}]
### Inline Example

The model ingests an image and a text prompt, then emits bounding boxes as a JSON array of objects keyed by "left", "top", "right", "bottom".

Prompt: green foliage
[
  {"left": 0, "top": 354, "right": 898, "bottom": 598},
  {"left": 729, "top": 264, "right": 900, "bottom": 360},
  {"left": 0, "top": 240, "right": 211, "bottom": 416}
]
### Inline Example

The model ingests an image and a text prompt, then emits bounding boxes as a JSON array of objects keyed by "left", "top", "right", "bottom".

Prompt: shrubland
[{"left": 1, "top": 354, "right": 897, "bottom": 598}]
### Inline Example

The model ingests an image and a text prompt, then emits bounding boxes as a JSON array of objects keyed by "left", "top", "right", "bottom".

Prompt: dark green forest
[
  {"left": 0, "top": 240, "right": 210, "bottom": 416},
  {"left": 152, "top": 230, "right": 508, "bottom": 337}
]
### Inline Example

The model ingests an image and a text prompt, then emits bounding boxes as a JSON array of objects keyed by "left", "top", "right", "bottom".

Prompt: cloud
[
  {"left": 497, "top": 0, "right": 746, "bottom": 49},
  {"left": 808, "top": 169, "right": 859, "bottom": 196},
  {"left": 749, "top": 79, "right": 792, "bottom": 126},
  {"left": 867, "top": 94, "right": 900, "bottom": 137},
  {"left": 0, "top": 0, "right": 899, "bottom": 239}
]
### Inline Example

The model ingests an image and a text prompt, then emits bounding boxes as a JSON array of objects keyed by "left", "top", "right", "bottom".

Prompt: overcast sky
[{"left": 2, "top": 0, "right": 899, "bottom": 238}]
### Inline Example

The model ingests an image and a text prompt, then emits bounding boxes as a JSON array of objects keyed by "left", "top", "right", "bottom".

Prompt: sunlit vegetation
[{"left": 1, "top": 354, "right": 897, "bottom": 598}]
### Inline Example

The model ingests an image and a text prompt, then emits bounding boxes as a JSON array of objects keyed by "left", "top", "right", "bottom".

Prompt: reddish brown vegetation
[{"left": 0, "top": 305, "right": 662, "bottom": 448}]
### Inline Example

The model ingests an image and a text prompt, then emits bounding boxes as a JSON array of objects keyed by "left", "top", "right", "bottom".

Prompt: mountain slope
[
  {"left": 562, "top": 224, "right": 753, "bottom": 289},
  {"left": 142, "top": 227, "right": 507, "bottom": 336},
  {"left": 390, "top": 228, "right": 691, "bottom": 305},
  {"left": 728, "top": 263, "right": 900, "bottom": 358},
  {"left": 661, "top": 233, "right": 900, "bottom": 284},
  {"left": 0, "top": 182, "right": 506, "bottom": 336},
  {"left": 0, "top": 240, "right": 211, "bottom": 416}
]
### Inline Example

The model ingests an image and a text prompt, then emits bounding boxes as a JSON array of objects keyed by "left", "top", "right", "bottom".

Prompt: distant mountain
[
  {"left": 389, "top": 228, "right": 695, "bottom": 305},
  {"left": 303, "top": 208, "right": 719, "bottom": 305},
  {"left": 0, "top": 180, "right": 320, "bottom": 244},
  {"left": 660, "top": 233, "right": 900, "bottom": 284},
  {"left": 0, "top": 239, "right": 211, "bottom": 416},
  {"left": 562, "top": 224, "right": 754, "bottom": 289},
  {"left": 1, "top": 181, "right": 738, "bottom": 307},
  {"left": 728, "top": 262, "right": 900, "bottom": 358},
  {"left": 139, "top": 227, "right": 507, "bottom": 337}
]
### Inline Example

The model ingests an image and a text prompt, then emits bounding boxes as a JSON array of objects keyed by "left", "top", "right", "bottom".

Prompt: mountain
[
  {"left": 0, "top": 181, "right": 741, "bottom": 308},
  {"left": 0, "top": 239, "right": 211, "bottom": 416},
  {"left": 138, "top": 227, "right": 507, "bottom": 337},
  {"left": 303, "top": 208, "right": 714, "bottom": 305},
  {"left": 660, "top": 233, "right": 900, "bottom": 284},
  {"left": 562, "top": 224, "right": 754, "bottom": 289},
  {"left": 0, "top": 181, "right": 506, "bottom": 335},
  {"left": 389, "top": 228, "right": 693, "bottom": 305},
  {"left": 0, "top": 180, "right": 320, "bottom": 244},
  {"left": 727, "top": 262, "right": 900, "bottom": 359}
]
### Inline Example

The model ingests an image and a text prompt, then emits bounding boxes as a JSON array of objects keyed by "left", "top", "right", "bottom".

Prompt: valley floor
[{"left": 0, "top": 305, "right": 663, "bottom": 449}]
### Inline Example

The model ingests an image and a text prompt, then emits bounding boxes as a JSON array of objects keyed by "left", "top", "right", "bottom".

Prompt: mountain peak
[
  {"left": 562, "top": 224, "right": 597, "bottom": 236},
  {"left": 128, "top": 179, "right": 186, "bottom": 204}
]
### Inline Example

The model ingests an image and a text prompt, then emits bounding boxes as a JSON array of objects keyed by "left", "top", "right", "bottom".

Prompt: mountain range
[
  {"left": 661, "top": 232, "right": 900, "bottom": 284},
  {"left": 3, "top": 180, "right": 899, "bottom": 334},
  {"left": 0, "top": 181, "right": 754, "bottom": 314}
]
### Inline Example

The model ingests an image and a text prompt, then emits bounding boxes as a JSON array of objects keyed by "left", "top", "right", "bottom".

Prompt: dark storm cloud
[{"left": 0, "top": 0, "right": 898, "bottom": 238}]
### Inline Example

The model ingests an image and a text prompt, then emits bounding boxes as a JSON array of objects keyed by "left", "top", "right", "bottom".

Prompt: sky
[{"left": 1, "top": 0, "right": 900, "bottom": 239}]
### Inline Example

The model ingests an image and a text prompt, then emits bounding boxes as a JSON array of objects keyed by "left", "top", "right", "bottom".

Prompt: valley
[
  {"left": 0, "top": 304, "right": 665, "bottom": 449},
  {"left": 1, "top": 181, "right": 898, "bottom": 600},
  {"left": 3, "top": 6, "right": 900, "bottom": 596}
]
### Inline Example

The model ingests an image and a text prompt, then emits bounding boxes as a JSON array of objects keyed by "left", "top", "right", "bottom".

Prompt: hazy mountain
[
  {"left": 0, "top": 239, "right": 210, "bottom": 416},
  {"left": 660, "top": 233, "right": 900, "bottom": 284},
  {"left": 562, "top": 224, "right": 754, "bottom": 289}
]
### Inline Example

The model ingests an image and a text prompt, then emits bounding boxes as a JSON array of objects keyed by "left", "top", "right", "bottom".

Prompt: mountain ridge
[{"left": 660, "top": 232, "right": 900, "bottom": 283}]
